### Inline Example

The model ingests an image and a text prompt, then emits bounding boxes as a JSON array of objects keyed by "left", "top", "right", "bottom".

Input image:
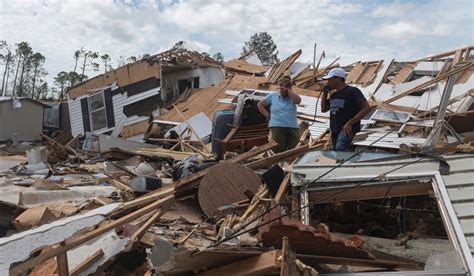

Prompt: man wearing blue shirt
[{"left": 257, "top": 77, "right": 302, "bottom": 153}]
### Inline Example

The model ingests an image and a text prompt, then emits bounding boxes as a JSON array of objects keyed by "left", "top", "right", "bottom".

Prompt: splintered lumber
[
  {"left": 70, "top": 250, "right": 104, "bottom": 276},
  {"left": 122, "top": 186, "right": 175, "bottom": 211},
  {"left": 275, "top": 174, "right": 291, "bottom": 202},
  {"left": 173, "top": 104, "right": 208, "bottom": 152},
  {"left": 246, "top": 143, "right": 323, "bottom": 170},
  {"left": 280, "top": 236, "right": 298, "bottom": 276},
  {"left": 384, "top": 61, "right": 472, "bottom": 104},
  {"left": 296, "top": 254, "right": 423, "bottom": 270},
  {"left": 9, "top": 195, "right": 175, "bottom": 276},
  {"left": 226, "top": 141, "right": 278, "bottom": 163},
  {"left": 198, "top": 163, "right": 262, "bottom": 217},
  {"left": 197, "top": 250, "right": 279, "bottom": 276},
  {"left": 56, "top": 246, "right": 69, "bottom": 276},
  {"left": 131, "top": 210, "right": 162, "bottom": 240}
]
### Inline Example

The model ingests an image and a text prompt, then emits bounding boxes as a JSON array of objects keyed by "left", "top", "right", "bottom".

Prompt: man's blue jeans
[{"left": 332, "top": 131, "right": 352, "bottom": 151}]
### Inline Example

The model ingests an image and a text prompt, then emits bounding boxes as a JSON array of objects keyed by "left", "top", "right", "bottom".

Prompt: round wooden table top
[{"left": 198, "top": 162, "right": 262, "bottom": 217}]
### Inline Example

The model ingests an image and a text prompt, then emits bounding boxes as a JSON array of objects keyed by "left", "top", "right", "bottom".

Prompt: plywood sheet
[
  {"left": 346, "top": 63, "right": 364, "bottom": 83},
  {"left": 392, "top": 63, "right": 415, "bottom": 85},
  {"left": 198, "top": 162, "right": 262, "bottom": 217}
]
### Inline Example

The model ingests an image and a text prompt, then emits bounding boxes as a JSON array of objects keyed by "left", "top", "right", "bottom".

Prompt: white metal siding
[{"left": 68, "top": 97, "right": 84, "bottom": 136}]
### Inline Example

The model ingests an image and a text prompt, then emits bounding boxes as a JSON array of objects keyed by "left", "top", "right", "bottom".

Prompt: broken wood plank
[
  {"left": 296, "top": 253, "right": 423, "bottom": 270},
  {"left": 280, "top": 236, "right": 298, "bottom": 276},
  {"left": 384, "top": 62, "right": 472, "bottom": 104},
  {"left": 121, "top": 186, "right": 175, "bottom": 211},
  {"left": 197, "top": 250, "right": 279, "bottom": 276},
  {"left": 9, "top": 195, "right": 175, "bottom": 276},
  {"left": 198, "top": 163, "right": 262, "bottom": 217},
  {"left": 173, "top": 104, "right": 208, "bottom": 152},
  {"left": 275, "top": 174, "right": 291, "bottom": 202},
  {"left": 246, "top": 143, "right": 323, "bottom": 170},
  {"left": 131, "top": 210, "right": 162, "bottom": 240},
  {"left": 56, "top": 245, "right": 69, "bottom": 276},
  {"left": 307, "top": 179, "right": 432, "bottom": 203},
  {"left": 70, "top": 249, "right": 104, "bottom": 276}
]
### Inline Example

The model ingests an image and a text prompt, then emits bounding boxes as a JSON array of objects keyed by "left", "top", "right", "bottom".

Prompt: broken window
[{"left": 88, "top": 91, "right": 108, "bottom": 131}]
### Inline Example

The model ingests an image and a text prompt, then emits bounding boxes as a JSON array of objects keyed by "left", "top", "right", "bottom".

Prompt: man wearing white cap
[{"left": 320, "top": 67, "right": 371, "bottom": 151}]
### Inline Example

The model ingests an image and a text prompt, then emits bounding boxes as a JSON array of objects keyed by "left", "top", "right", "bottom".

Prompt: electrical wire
[
  {"left": 211, "top": 153, "right": 438, "bottom": 247},
  {"left": 213, "top": 130, "right": 395, "bottom": 246}
]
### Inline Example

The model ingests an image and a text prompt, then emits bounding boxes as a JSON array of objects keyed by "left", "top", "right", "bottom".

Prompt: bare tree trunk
[
  {"left": 31, "top": 64, "right": 38, "bottom": 97},
  {"left": 81, "top": 53, "right": 88, "bottom": 83},
  {"left": 17, "top": 55, "right": 29, "bottom": 97},
  {"left": 1, "top": 56, "right": 10, "bottom": 97},
  {"left": 12, "top": 54, "right": 21, "bottom": 96}
]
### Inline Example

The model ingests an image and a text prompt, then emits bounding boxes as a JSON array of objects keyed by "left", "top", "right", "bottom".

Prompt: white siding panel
[{"left": 68, "top": 98, "right": 84, "bottom": 136}]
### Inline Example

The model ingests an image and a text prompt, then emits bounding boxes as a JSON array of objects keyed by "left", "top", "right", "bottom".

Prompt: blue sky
[{"left": 0, "top": 0, "right": 473, "bottom": 85}]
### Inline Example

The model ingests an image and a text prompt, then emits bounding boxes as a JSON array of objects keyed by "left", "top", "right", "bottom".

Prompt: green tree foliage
[
  {"left": 0, "top": 40, "right": 14, "bottom": 96},
  {"left": 212, "top": 52, "right": 224, "bottom": 63},
  {"left": 242, "top": 32, "right": 279, "bottom": 65},
  {"left": 100, "top": 54, "right": 112, "bottom": 73},
  {"left": 1, "top": 41, "right": 48, "bottom": 98}
]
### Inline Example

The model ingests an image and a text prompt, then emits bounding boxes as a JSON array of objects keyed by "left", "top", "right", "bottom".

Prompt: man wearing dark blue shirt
[{"left": 320, "top": 68, "right": 371, "bottom": 151}]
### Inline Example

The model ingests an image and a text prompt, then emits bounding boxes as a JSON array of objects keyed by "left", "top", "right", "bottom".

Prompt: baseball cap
[{"left": 322, "top": 67, "right": 346, "bottom": 80}]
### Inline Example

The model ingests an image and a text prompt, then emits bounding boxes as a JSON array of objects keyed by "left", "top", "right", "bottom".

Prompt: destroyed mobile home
[{"left": 0, "top": 45, "right": 473, "bottom": 275}]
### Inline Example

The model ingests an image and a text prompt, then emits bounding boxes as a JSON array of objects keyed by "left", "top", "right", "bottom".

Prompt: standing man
[
  {"left": 320, "top": 68, "right": 371, "bottom": 151},
  {"left": 257, "top": 77, "right": 302, "bottom": 153}
]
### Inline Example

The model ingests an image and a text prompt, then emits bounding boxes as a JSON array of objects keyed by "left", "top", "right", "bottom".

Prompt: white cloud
[
  {"left": 371, "top": 21, "right": 423, "bottom": 40},
  {"left": 369, "top": 3, "right": 417, "bottom": 18}
]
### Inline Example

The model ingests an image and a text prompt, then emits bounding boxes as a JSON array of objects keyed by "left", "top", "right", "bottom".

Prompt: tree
[
  {"left": 80, "top": 50, "right": 99, "bottom": 82},
  {"left": 213, "top": 52, "right": 224, "bottom": 63},
  {"left": 172, "top": 41, "right": 186, "bottom": 50},
  {"left": 0, "top": 40, "right": 13, "bottom": 96},
  {"left": 30, "top": 52, "right": 46, "bottom": 97},
  {"left": 242, "top": 32, "right": 279, "bottom": 65},
  {"left": 67, "top": 71, "right": 84, "bottom": 88},
  {"left": 34, "top": 81, "right": 48, "bottom": 100},
  {"left": 54, "top": 71, "right": 68, "bottom": 100},
  {"left": 126, "top": 56, "right": 137, "bottom": 63},
  {"left": 73, "top": 49, "right": 83, "bottom": 74},
  {"left": 100, "top": 54, "right": 111, "bottom": 73},
  {"left": 16, "top": 42, "right": 33, "bottom": 96}
]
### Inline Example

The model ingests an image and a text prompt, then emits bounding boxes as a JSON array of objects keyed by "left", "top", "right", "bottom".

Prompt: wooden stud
[
  {"left": 131, "top": 210, "right": 161, "bottom": 240},
  {"left": 384, "top": 62, "right": 472, "bottom": 104},
  {"left": 56, "top": 243, "right": 69, "bottom": 276},
  {"left": 173, "top": 104, "right": 208, "bottom": 152},
  {"left": 70, "top": 249, "right": 104, "bottom": 276},
  {"left": 197, "top": 250, "right": 278, "bottom": 276}
]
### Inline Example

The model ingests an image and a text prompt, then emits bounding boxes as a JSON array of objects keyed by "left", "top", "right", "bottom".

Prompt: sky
[{"left": 0, "top": 0, "right": 473, "bottom": 87}]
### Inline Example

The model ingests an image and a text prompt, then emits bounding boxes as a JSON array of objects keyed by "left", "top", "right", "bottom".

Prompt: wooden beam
[
  {"left": 246, "top": 143, "right": 323, "bottom": 170},
  {"left": 56, "top": 247, "right": 69, "bottom": 276},
  {"left": 70, "top": 249, "right": 104, "bottom": 276},
  {"left": 197, "top": 250, "right": 279, "bottom": 276},
  {"left": 173, "top": 104, "right": 208, "bottom": 152},
  {"left": 280, "top": 236, "right": 297, "bottom": 276},
  {"left": 130, "top": 210, "right": 162, "bottom": 240},
  {"left": 121, "top": 186, "right": 174, "bottom": 211},
  {"left": 296, "top": 253, "right": 423, "bottom": 270},
  {"left": 9, "top": 195, "right": 174, "bottom": 276},
  {"left": 275, "top": 174, "right": 291, "bottom": 202},
  {"left": 384, "top": 62, "right": 472, "bottom": 104},
  {"left": 307, "top": 180, "right": 431, "bottom": 204}
]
